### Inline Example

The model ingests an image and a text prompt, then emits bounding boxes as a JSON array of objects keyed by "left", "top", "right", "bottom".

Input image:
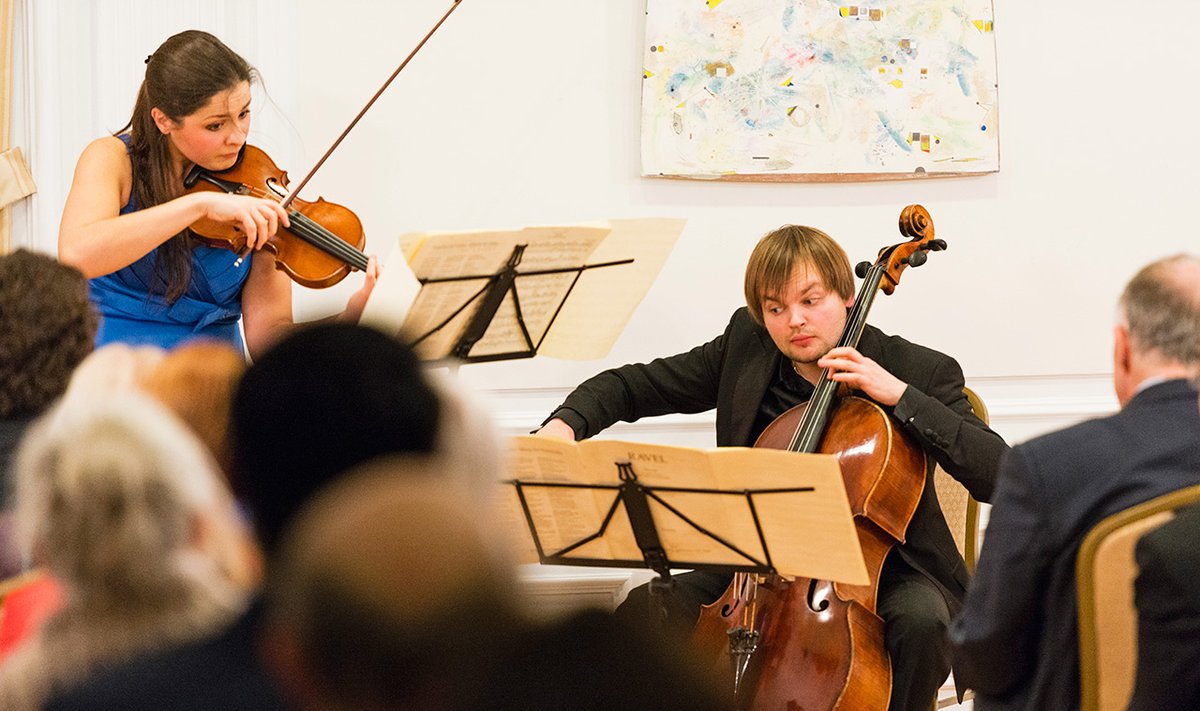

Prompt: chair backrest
[
  {"left": 932, "top": 386, "right": 988, "bottom": 572},
  {"left": 1076, "top": 484, "right": 1200, "bottom": 711}
]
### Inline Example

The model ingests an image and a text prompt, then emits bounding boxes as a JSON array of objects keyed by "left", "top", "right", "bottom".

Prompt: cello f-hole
[{"left": 807, "top": 578, "right": 830, "bottom": 613}]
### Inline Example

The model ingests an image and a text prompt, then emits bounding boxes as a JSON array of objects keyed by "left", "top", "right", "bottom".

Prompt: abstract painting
[{"left": 641, "top": 0, "right": 999, "bottom": 181}]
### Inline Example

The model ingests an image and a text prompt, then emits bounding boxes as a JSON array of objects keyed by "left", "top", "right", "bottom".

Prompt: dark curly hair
[{"left": 0, "top": 249, "right": 97, "bottom": 417}]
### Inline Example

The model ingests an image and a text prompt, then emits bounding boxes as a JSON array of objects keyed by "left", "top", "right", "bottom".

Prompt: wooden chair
[
  {"left": 932, "top": 386, "right": 988, "bottom": 574},
  {"left": 932, "top": 386, "right": 989, "bottom": 709},
  {"left": 1076, "top": 483, "right": 1200, "bottom": 711}
]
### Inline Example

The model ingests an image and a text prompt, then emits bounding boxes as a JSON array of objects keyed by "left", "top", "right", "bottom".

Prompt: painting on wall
[{"left": 640, "top": 0, "right": 999, "bottom": 181}]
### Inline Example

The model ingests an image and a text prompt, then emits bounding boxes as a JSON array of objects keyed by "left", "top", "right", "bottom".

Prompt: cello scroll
[{"left": 855, "top": 204, "right": 948, "bottom": 295}]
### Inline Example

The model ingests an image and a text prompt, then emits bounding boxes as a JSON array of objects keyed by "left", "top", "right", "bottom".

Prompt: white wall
[
  {"left": 19, "top": 1, "right": 1193, "bottom": 444},
  {"left": 284, "top": 0, "right": 1192, "bottom": 444}
]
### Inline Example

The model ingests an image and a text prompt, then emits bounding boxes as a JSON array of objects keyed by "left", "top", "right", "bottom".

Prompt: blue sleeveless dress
[{"left": 89, "top": 134, "right": 253, "bottom": 353}]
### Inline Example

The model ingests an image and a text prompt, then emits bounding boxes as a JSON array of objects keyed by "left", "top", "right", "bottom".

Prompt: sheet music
[
  {"left": 502, "top": 436, "right": 618, "bottom": 562},
  {"left": 400, "top": 225, "right": 610, "bottom": 360},
  {"left": 504, "top": 436, "right": 868, "bottom": 583}
]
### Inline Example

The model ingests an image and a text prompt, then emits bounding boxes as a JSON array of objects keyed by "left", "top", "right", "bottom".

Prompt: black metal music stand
[
  {"left": 508, "top": 460, "right": 814, "bottom": 638},
  {"left": 409, "top": 243, "right": 633, "bottom": 363}
]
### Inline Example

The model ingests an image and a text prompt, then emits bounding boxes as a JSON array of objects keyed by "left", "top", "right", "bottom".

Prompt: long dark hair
[{"left": 119, "top": 30, "right": 256, "bottom": 302}]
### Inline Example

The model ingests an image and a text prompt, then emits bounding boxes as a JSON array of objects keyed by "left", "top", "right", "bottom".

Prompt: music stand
[
  {"left": 508, "top": 459, "right": 827, "bottom": 691},
  {"left": 358, "top": 219, "right": 686, "bottom": 363},
  {"left": 410, "top": 242, "right": 633, "bottom": 363}
]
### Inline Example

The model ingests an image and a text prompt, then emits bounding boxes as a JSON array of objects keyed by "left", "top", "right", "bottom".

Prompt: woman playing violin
[{"left": 58, "top": 30, "right": 378, "bottom": 357}]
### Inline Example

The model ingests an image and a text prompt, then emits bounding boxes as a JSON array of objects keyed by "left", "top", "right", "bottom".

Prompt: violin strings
[
  {"left": 286, "top": 216, "right": 367, "bottom": 268},
  {"left": 289, "top": 212, "right": 370, "bottom": 269},
  {"left": 230, "top": 185, "right": 369, "bottom": 270}
]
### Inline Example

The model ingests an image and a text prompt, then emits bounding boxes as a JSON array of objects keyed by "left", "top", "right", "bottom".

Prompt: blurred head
[
  {"left": 14, "top": 393, "right": 240, "bottom": 602},
  {"left": 141, "top": 340, "right": 245, "bottom": 476},
  {"left": 231, "top": 323, "right": 441, "bottom": 552},
  {"left": 56, "top": 343, "right": 165, "bottom": 413},
  {"left": 0, "top": 249, "right": 96, "bottom": 419},
  {"left": 1113, "top": 255, "right": 1200, "bottom": 405},
  {"left": 744, "top": 226, "right": 855, "bottom": 375},
  {"left": 263, "top": 459, "right": 517, "bottom": 711}
]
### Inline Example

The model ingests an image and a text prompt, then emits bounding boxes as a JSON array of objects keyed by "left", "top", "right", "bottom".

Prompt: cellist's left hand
[
  {"left": 818, "top": 346, "right": 908, "bottom": 406},
  {"left": 339, "top": 255, "right": 380, "bottom": 324}
]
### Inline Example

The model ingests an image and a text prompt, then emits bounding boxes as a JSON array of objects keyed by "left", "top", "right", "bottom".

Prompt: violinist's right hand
[
  {"left": 535, "top": 418, "right": 576, "bottom": 441},
  {"left": 195, "top": 192, "right": 290, "bottom": 250}
]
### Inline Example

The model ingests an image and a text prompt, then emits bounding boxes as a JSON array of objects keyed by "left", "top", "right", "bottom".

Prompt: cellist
[{"left": 535, "top": 224, "right": 1009, "bottom": 710}]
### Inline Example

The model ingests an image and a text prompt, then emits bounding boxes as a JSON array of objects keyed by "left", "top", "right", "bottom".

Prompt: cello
[{"left": 692, "top": 205, "right": 947, "bottom": 710}]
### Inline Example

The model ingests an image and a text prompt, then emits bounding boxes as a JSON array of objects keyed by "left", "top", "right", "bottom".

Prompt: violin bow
[{"left": 279, "top": 0, "right": 465, "bottom": 209}]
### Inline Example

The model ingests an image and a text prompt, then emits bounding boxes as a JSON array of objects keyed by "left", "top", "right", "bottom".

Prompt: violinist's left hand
[
  {"left": 818, "top": 346, "right": 907, "bottom": 406},
  {"left": 339, "top": 255, "right": 380, "bottom": 324}
]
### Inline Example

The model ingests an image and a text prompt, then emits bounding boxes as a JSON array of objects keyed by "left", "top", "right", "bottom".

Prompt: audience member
[
  {"left": 141, "top": 340, "right": 246, "bottom": 479},
  {"left": 263, "top": 456, "right": 732, "bottom": 711},
  {"left": 949, "top": 254, "right": 1200, "bottom": 710},
  {"left": 0, "top": 394, "right": 250, "bottom": 710},
  {"left": 54, "top": 342, "right": 164, "bottom": 408},
  {"left": 262, "top": 459, "right": 520, "bottom": 711},
  {"left": 46, "top": 323, "right": 443, "bottom": 711},
  {"left": 0, "top": 249, "right": 96, "bottom": 575},
  {"left": 0, "top": 342, "right": 172, "bottom": 654},
  {"left": 1128, "top": 496, "right": 1200, "bottom": 710}
]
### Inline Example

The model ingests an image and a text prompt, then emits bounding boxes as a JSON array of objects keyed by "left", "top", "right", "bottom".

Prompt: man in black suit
[
  {"left": 538, "top": 224, "right": 1008, "bottom": 711},
  {"left": 1128, "top": 498, "right": 1200, "bottom": 710},
  {"left": 45, "top": 323, "right": 443, "bottom": 711},
  {"left": 949, "top": 254, "right": 1200, "bottom": 711}
]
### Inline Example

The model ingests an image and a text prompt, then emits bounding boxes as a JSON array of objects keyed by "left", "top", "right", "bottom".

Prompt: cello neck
[{"left": 787, "top": 262, "right": 886, "bottom": 453}]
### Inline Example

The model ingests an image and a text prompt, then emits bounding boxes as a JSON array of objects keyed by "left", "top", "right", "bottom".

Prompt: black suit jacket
[
  {"left": 1128, "top": 501, "right": 1200, "bottom": 711},
  {"left": 949, "top": 378, "right": 1200, "bottom": 711},
  {"left": 552, "top": 307, "right": 1007, "bottom": 612}
]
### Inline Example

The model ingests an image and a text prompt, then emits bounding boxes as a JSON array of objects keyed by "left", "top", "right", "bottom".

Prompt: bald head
[{"left": 1119, "top": 255, "right": 1200, "bottom": 367}]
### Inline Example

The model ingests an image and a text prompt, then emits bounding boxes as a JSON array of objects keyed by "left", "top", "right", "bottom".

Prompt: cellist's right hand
[
  {"left": 195, "top": 192, "right": 289, "bottom": 250},
  {"left": 535, "top": 418, "right": 576, "bottom": 441}
]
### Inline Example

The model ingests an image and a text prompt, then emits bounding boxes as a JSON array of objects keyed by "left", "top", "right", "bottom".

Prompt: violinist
[
  {"left": 536, "top": 224, "right": 1009, "bottom": 710},
  {"left": 58, "top": 30, "right": 378, "bottom": 358}
]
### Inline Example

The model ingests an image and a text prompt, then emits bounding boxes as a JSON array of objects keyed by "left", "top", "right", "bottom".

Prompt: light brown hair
[{"left": 743, "top": 225, "right": 854, "bottom": 325}]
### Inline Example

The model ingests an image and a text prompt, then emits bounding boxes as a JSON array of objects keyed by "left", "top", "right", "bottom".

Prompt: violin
[
  {"left": 182, "top": 0, "right": 465, "bottom": 289},
  {"left": 183, "top": 145, "right": 368, "bottom": 289},
  {"left": 692, "top": 205, "right": 947, "bottom": 710}
]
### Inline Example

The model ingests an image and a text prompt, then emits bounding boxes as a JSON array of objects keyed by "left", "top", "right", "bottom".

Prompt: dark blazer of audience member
[
  {"left": 0, "top": 249, "right": 96, "bottom": 576},
  {"left": 1128, "top": 499, "right": 1200, "bottom": 710},
  {"left": 949, "top": 254, "right": 1200, "bottom": 711},
  {"left": 44, "top": 324, "right": 442, "bottom": 711}
]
